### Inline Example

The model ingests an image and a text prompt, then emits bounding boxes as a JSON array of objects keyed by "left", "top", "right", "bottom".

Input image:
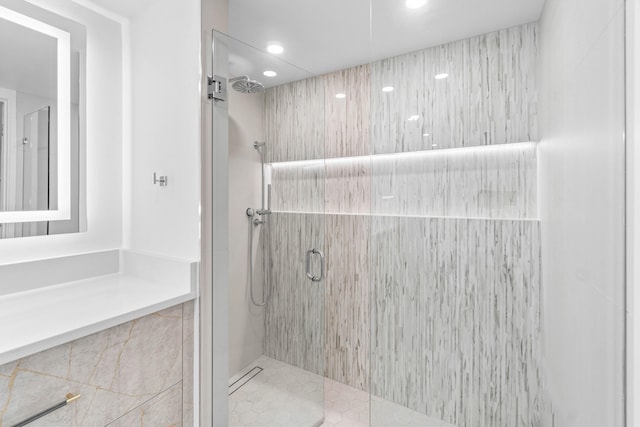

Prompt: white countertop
[{"left": 0, "top": 250, "right": 198, "bottom": 365}]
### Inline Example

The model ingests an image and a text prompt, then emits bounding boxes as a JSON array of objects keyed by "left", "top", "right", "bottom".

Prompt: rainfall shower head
[{"left": 229, "top": 75, "right": 265, "bottom": 94}]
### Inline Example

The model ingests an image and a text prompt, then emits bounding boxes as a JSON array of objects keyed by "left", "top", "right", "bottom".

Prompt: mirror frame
[{"left": 0, "top": 5, "right": 70, "bottom": 223}]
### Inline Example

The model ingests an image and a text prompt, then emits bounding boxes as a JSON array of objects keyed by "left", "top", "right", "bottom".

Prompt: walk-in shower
[{"left": 214, "top": 0, "right": 628, "bottom": 422}]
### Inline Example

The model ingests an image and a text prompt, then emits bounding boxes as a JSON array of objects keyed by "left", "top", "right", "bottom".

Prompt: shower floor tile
[
  {"left": 369, "top": 397, "right": 456, "bottom": 427},
  {"left": 229, "top": 355, "right": 324, "bottom": 427},
  {"left": 323, "top": 378, "right": 455, "bottom": 427},
  {"left": 230, "top": 355, "right": 454, "bottom": 427},
  {"left": 322, "top": 378, "right": 369, "bottom": 427}
]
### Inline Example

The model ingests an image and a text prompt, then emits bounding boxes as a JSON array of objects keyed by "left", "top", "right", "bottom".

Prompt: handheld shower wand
[{"left": 246, "top": 141, "right": 271, "bottom": 307}]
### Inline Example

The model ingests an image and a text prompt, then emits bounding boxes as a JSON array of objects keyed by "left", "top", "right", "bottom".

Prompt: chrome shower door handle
[
  {"left": 315, "top": 249, "right": 325, "bottom": 282},
  {"left": 305, "top": 248, "right": 324, "bottom": 283},
  {"left": 305, "top": 249, "right": 317, "bottom": 281}
]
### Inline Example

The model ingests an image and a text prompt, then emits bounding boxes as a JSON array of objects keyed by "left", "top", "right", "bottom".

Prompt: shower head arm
[{"left": 229, "top": 75, "right": 250, "bottom": 83}]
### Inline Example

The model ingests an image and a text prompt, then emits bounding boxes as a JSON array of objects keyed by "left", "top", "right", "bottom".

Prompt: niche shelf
[{"left": 268, "top": 141, "right": 539, "bottom": 221}]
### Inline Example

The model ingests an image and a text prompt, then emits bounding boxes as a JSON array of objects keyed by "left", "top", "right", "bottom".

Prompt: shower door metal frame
[{"left": 201, "top": 29, "right": 231, "bottom": 427}]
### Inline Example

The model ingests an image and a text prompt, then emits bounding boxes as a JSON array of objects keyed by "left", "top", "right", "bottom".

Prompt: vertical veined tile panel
[
  {"left": 264, "top": 78, "right": 325, "bottom": 163},
  {"left": 271, "top": 160, "right": 325, "bottom": 213},
  {"left": 324, "top": 157, "right": 371, "bottom": 214},
  {"left": 264, "top": 83, "right": 294, "bottom": 162},
  {"left": 324, "top": 214, "right": 370, "bottom": 391},
  {"left": 265, "top": 78, "right": 325, "bottom": 163},
  {"left": 427, "top": 36, "right": 465, "bottom": 148},
  {"left": 477, "top": 24, "right": 539, "bottom": 146},
  {"left": 372, "top": 50, "right": 428, "bottom": 154},
  {"left": 370, "top": 216, "right": 544, "bottom": 427},
  {"left": 371, "top": 23, "right": 538, "bottom": 154},
  {"left": 324, "top": 65, "right": 371, "bottom": 159},
  {"left": 295, "top": 77, "right": 325, "bottom": 161},
  {"left": 265, "top": 212, "right": 325, "bottom": 375},
  {"left": 266, "top": 65, "right": 370, "bottom": 163}
]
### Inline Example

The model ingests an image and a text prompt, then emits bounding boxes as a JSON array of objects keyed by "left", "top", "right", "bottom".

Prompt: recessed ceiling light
[
  {"left": 435, "top": 73, "right": 449, "bottom": 80},
  {"left": 263, "top": 70, "right": 277, "bottom": 77},
  {"left": 266, "top": 43, "right": 284, "bottom": 54},
  {"left": 423, "top": 133, "right": 430, "bottom": 137},
  {"left": 382, "top": 86, "right": 394, "bottom": 92},
  {"left": 406, "top": 0, "right": 427, "bottom": 9},
  {"left": 408, "top": 115, "right": 420, "bottom": 121},
  {"left": 336, "top": 93, "right": 346, "bottom": 99}
]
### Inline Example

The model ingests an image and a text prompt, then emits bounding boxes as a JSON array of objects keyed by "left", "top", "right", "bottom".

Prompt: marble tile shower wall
[
  {"left": 0, "top": 303, "right": 194, "bottom": 427},
  {"left": 264, "top": 77, "right": 326, "bottom": 163},
  {"left": 265, "top": 213, "right": 371, "bottom": 391},
  {"left": 264, "top": 64, "right": 371, "bottom": 162},
  {"left": 371, "top": 22, "right": 538, "bottom": 153},
  {"left": 322, "top": 65, "right": 371, "bottom": 159},
  {"left": 263, "top": 21, "right": 544, "bottom": 425},
  {"left": 323, "top": 214, "right": 370, "bottom": 391},
  {"left": 265, "top": 24, "right": 537, "bottom": 164},
  {"left": 370, "top": 217, "right": 544, "bottom": 425},
  {"left": 265, "top": 213, "right": 325, "bottom": 376}
]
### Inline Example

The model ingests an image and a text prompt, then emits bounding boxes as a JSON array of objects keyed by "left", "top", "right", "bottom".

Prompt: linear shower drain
[{"left": 228, "top": 366, "right": 264, "bottom": 395}]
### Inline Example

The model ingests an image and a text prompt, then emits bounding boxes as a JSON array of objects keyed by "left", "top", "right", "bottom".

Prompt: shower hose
[{"left": 247, "top": 210, "right": 268, "bottom": 307}]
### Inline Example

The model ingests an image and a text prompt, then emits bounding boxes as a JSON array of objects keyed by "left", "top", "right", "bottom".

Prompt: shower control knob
[{"left": 246, "top": 208, "right": 254, "bottom": 217}]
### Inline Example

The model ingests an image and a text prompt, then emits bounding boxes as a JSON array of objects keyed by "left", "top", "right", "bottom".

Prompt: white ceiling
[
  {"left": 229, "top": 0, "right": 546, "bottom": 80},
  {"left": 73, "top": 0, "right": 161, "bottom": 19},
  {"left": 73, "top": 0, "right": 546, "bottom": 87}
]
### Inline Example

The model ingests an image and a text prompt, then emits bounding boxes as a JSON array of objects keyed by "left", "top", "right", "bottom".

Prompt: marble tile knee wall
[{"left": 0, "top": 302, "right": 194, "bottom": 427}]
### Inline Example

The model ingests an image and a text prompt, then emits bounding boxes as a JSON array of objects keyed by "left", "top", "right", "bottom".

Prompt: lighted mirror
[{"left": 0, "top": 2, "right": 85, "bottom": 238}]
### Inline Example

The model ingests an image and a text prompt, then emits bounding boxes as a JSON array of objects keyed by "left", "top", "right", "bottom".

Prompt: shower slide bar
[
  {"left": 11, "top": 393, "right": 80, "bottom": 427},
  {"left": 246, "top": 140, "right": 271, "bottom": 307}
]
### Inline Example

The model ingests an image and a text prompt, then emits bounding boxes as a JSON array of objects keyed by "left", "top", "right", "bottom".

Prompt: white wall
[
  {"left": 538, "top": 0, "right": 626, "bottom": 425},
  {"left": 228, "top": 89, "right": 265, "bottom": 377},
  {"left": 126, "top": 0, "right": 201, "bottom": 261},
  {"left": 0, "top": 0, "right": 123, "bottom": 263}
]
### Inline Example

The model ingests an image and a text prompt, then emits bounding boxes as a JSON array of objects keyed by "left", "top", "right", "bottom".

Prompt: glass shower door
[
  {"left": 216, "top": 29, "right": 326, "bottom": 427},
  {"left": 263, "top": 78, "right": 327, "bottom": 427}
]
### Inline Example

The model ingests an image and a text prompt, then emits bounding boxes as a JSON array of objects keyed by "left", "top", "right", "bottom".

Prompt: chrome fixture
[
  {"left": 253, "top": 141, "right": 271, "bottom": 216},
  {"left": 305, "top": 248, "right": 325, "bottom": 283},
  {"left": 228, "top": 366, "right": 264, "bottom": 396},
  {"left": 152, "top": 172, "right": 168, "bottom": 187},
  {"left": 246, "top": 141, "right": 271, "bottom": 307},
  {"left": 207, "top": 74, "right": 227, "bottom": 102},
  {"left": 229, "top": 76, "right": 265, "bottom": 94},
  {"left": 246, "top": 207, "right": 268, "bottom": 306}
]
